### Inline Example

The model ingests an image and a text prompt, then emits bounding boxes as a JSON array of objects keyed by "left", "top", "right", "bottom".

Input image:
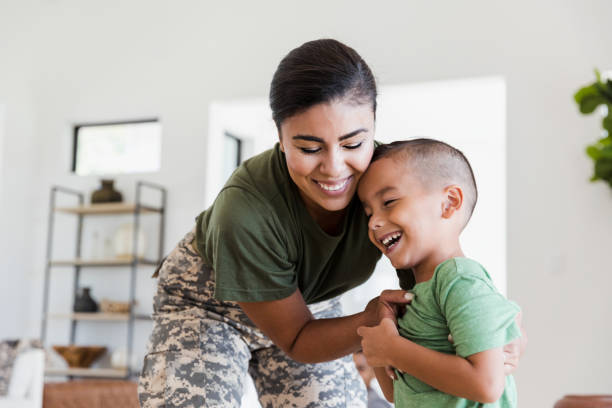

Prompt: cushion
[
  {"left": 0, "top": 340, "right": 41, "bottom": 397},
  {"left": 0, "top": 340, "right": 19, "bottom": 396}
]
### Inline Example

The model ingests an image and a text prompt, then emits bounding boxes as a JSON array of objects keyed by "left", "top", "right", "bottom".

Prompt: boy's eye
[
  {"left": 300, "top": 147, "right": 321, "bottom": 154},
  {"left": 383, "top": 199, "right": 396, "bottom": 207},
  {"left": 343, "top": 142, "right": 363, "bottom": 150}
]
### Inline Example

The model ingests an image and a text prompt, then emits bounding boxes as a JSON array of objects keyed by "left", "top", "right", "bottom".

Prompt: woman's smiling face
[{"left": 279, "top": 99, "right": 375, "bottom": 221}]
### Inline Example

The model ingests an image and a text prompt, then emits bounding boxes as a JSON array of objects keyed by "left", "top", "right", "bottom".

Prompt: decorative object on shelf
[
  {"left": 90, "top": 179, "right": 123, "bottom": 203},
  {"left": 110, "top": 348, "right": 140, "bottom": 371},
  {"left": 52, "top": 345, "right": 107, "bottom": 368},
  {"left": 574, "top": 69, "right": 612, "bottom": 189},
  {"left": 99, "top": 299, "right": 132, "bottom": 314},
  {"left": 113, "top": 223, "right": 146, "bottom": 260},
  {"left": 554, "top": 395, "right": 612, "bottom": 407},
  {"left": 110, "top": 349, "right": 126, "bottom": 369},
  {"left": 73, "top": 287, "right": 99, "bottom": 313}
]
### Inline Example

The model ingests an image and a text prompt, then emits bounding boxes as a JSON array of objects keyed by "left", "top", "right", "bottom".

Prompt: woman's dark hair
[{"left": 269, "top": 39, "right": 377, "bottom": 131}]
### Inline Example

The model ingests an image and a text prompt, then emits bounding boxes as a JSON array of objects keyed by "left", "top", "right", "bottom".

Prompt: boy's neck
[{"left": 412, "top": 240, "right": 464, "bottom": 284}]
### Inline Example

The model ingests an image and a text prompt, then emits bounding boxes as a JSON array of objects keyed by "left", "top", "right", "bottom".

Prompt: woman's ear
[
  {"left": 441, "top": 185, "right": 463, "bottom": 219},
  {"left": 278, "top": 131, "right": 285, "bottom": 153}
]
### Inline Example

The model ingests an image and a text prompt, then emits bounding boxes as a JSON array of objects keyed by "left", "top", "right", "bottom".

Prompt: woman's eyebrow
[{"left": 292, "top": 128, "right": 368, "bottom": 143}]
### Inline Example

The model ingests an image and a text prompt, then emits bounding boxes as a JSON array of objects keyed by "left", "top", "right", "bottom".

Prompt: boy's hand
[{"left": 357, "top": 318, "right": 399, "bottom": 368}]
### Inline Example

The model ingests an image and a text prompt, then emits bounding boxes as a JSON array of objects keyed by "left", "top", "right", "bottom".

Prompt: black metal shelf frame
[{"left": 40, "top": 181, "right": 167, "bottom": 379}]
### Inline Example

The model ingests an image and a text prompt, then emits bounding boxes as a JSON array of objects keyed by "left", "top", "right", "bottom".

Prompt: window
[
  {"left": 72, "top": 119, "right": 162, "bottom": 176},
  {"left": 223, "top": 131, "right": 243, "bottom": 181}
]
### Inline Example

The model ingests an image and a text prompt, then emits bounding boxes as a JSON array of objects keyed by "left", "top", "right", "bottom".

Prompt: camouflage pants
[{"left": 138, "top": 229, "right": 367, "bottom": 408}]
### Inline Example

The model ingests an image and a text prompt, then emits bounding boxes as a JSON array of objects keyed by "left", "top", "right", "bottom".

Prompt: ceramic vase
[
  {"left": 73, "top": 287, "right": 99, "bottom": 313},
  {"left": 91, "top": 179, "right": 123, "bottom": 204}
]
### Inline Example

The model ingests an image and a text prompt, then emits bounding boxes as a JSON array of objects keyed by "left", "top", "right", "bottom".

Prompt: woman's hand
[
  {"left": 356, "top": 318, "right": 399, "bottom": 368},
  {"left": 364, "top": 290, "right": 413, "bottom": 326},
  {"left": 503, "top": 311, "right": 527, "bottom": 375}
]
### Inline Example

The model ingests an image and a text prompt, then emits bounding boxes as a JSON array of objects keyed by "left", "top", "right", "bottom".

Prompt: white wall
[{"left": 1, "top": 0, "right": 611, "bottom": 405}]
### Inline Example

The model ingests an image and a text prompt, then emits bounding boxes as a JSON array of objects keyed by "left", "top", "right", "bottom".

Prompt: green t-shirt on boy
[{"left": 395, "top": 258, "right": 521, "bottom": 407}]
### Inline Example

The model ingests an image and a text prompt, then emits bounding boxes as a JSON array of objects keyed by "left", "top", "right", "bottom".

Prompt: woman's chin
[{"left": 315, "top": 196, "right": 353, "bottom": 213}]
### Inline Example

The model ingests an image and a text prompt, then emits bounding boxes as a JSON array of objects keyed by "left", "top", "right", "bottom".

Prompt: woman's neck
[{"left": 299, "top": 191, "right": 347, "bottom": 236}]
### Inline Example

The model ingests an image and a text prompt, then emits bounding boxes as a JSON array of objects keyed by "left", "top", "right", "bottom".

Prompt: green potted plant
[{"left": 574, "top": 69, "right": 612, "bottom": 188}]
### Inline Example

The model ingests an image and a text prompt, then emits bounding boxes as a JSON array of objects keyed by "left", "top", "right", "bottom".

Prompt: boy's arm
[
  {"left": 358, "top": 319, "right": 506, "bottom": 404},
  {"left": 373, "top": 367, "right": 395, "bottom": 403}
]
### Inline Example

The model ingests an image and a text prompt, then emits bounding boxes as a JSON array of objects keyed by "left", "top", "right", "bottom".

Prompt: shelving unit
[
  {"left": 47, "top": 312, "right": 151, "bottom": 321},
  {"left": 45, "top": 367, "right": 129, "bottom": 379},
  {"left": 41, "top": 181, "right": 166, "bottom": 379}
]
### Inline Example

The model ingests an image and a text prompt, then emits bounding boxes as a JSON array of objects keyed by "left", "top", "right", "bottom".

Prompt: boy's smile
[{"left": 378, "top": 231, "right": 403, "bottom": 252}]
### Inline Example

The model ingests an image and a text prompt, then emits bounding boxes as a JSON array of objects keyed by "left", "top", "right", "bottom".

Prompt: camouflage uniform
[{"left": 138, "top": 229, "right": 367, "bottom": 408}]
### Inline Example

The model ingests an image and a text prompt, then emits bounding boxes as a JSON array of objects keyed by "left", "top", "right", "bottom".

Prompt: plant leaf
[
  {"left": 595, "top": 82, "right": 612, "bottom": 103},
  {"left": 594, "top": 156, "right": 612, "bottom": 185},
  {"left": 598, "top": 135, "right": 612, "bottom": 145},
  {"left": 574, "top": 84, "right": 606, "bottom": 113},
  {"left": 574, "top": 84, "right": 599, "bottom": 103},
  {"left": 586, "top": 145, "right": 602, "bottom": 160},
  {"left": 600, "top": 144, "right": 612, "bottom": 159},
  {"left": 603, "top": 113, "right": 612, "bottom": 133}
]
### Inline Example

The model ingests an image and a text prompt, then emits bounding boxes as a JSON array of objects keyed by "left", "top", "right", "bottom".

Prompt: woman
[{"left": 138, "top": 39, "right": 523, "bottom": 407}]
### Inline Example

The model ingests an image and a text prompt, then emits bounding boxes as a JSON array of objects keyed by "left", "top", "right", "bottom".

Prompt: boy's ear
[{"left": 441, "top": 185, "right": 463, "bottom": 219}]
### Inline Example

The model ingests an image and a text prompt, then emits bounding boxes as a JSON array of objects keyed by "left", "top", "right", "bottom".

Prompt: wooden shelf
[
  {"left": 48, "top": 313, "right": 151, "bottom": 321},
  {"left": 55, "top": 202, "right": 162, "bottom": 215},
  {"left": 50, "top": 257, "right": 159, "bottom": 267},
  {"left": 45, "top": 367, "right": 129, "bottom": 378}
]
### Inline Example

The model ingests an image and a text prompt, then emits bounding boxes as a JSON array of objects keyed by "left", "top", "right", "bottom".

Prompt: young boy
[{"left": 357, "top": 139, "right": 522, "bottom": 407}]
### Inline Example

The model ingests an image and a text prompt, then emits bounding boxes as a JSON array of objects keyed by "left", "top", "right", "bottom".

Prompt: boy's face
[{"left": 358, "top": 157, "right": 444, "bottom": 270}]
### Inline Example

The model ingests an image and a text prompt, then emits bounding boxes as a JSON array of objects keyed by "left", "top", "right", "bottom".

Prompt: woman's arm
[
  {"left": 238, "top": 289, "right": 411, "bottom": 364},
  {"left": 358, "top": 319, "right": 506, "bottom": 404}
]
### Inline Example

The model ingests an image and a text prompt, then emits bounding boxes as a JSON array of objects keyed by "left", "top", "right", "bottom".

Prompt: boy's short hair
[{"left": 372, "top": 138, "right": 478, "bottom": 226}]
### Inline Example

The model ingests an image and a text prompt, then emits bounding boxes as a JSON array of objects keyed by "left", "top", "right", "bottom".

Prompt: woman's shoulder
[
  {"left": 225, "top": 143, "right": 293, "bottom": 203},
  {"left": 197, "top": 144, "right": 298, "bottom": 236}
]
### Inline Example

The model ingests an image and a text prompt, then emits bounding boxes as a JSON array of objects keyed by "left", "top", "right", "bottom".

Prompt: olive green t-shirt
[
  {"left": 194, "top": 143, "right": 382, "bottom": 304},
  {"left": 394, "top": 258, "right": 521, "bottom": 407}
]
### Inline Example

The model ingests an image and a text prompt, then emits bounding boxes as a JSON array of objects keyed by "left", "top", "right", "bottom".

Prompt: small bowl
[{"left": 52, "top": 345, "right": 107, "bottom": 368}]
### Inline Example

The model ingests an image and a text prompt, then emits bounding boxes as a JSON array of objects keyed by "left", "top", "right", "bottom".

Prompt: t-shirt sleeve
[
  {"left": 435, "top": 260, "right": 521, "bottom": 358},
  {"left": 202, "top": 187, "right": 297, "bottom": 302}
]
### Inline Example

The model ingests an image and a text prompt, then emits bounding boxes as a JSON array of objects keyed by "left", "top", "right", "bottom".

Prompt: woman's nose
[{"left": 319, "top": 149, "right": 345, "bottom": 177}]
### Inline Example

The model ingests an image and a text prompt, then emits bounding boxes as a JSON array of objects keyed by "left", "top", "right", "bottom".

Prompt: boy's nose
[{"left": 368, "top": 215, "right": 383, "bottom": 231}]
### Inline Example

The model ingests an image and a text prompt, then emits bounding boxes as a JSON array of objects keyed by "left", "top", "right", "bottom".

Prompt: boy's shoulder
[{"left": 434, "top": 257, "right": 494, "bottom": 286}]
